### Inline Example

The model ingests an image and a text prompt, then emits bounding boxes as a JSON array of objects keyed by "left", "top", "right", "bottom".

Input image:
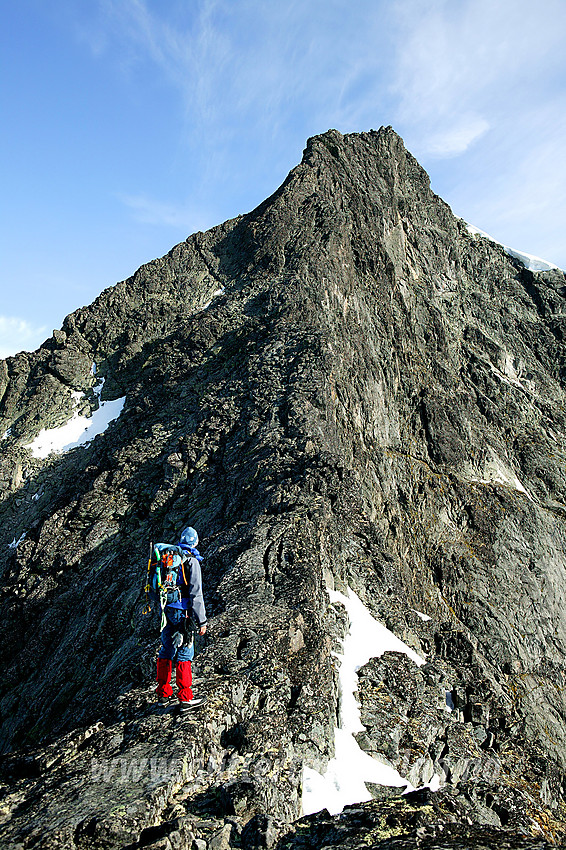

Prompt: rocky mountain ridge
[{"left": 0, "top": 127, "right": 565, "bottom": 848}]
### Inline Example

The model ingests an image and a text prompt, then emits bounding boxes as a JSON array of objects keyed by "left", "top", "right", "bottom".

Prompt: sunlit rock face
[{"left": 0, "top": 128, "right": 565, "bottom": 848}]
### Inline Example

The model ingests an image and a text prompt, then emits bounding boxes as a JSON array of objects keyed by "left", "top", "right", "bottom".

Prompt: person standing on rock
[{"left": 152, "top": 526, "right": 207, "bottom": 713}]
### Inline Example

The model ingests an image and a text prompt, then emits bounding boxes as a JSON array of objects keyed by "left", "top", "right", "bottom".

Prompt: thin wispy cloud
[
  {"left": 90, "top": 0, "right": 239, "bottom": 130},
  {"left": 426, "top": 115, "right": 490, "bottom": 158},
  {"left": 0, "top": 317, "right": 47, "bottom": 359},
  {"left": 119, "top": 193, "right": 215, "bottom": 233},
  {"left": 88, "top": 1, "right": 392, "bottom": 147},
  {"left": 391, "top": 0, "right": 566, "bottom": 157},
  {"left": 87, "top": 0, "right": 566, "bottom": 169},
  {"left": 451, "top": 105, "right": 566, "bottom": 265},
  {"left": 80, "top": 1, "right": 396, "bottom": 222},
  {"left": 380, "top": 0, "right": 566, "bottom": 264}
]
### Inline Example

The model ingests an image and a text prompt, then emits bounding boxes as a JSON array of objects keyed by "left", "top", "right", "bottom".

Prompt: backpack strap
[
  {"left": 181, "top": 560, "right": 189, "bottom": 585},
  {"left": 159, "top": 589, "right": 168, "bottom": 630}
]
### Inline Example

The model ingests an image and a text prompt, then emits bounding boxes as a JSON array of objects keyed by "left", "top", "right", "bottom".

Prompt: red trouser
[{"left": 155, "top": 658, "right": 193, "bottom": 701}]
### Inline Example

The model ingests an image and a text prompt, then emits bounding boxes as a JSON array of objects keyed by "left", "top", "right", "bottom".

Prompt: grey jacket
[
  {"left": 182, "top": 555, "right": 207, "bottom": 627},
  {"left": 161, "top": 552, "right": 207, "bottom": 627}
]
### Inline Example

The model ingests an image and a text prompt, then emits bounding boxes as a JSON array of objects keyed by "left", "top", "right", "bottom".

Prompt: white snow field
[
  {"left": 302, "top": 587, "right": 440, "bottom": 817},
  {"left": 466, "top": 224, "right": 561, "bottom": 272},
  {"left": 25, "top": 379, "right": 125, "bottom": 459}
]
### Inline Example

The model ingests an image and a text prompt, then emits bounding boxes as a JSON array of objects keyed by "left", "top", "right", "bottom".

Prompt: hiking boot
[{"left": 178, "top": 696, "right": 207, "bottom": 714}]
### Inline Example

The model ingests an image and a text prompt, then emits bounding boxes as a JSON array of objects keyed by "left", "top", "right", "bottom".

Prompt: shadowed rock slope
[{"left": 0, "top": 128, "right": 565, "bottom": 848}]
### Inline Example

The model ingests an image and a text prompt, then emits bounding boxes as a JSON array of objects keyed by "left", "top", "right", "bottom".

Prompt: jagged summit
[{"left": 0, "top": 129, "right": 565, "bottom": 847}]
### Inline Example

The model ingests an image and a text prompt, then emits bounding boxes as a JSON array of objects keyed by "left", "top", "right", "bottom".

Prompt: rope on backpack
[{"left": 142, "top": 540, "right": 154, "bottom": 615}]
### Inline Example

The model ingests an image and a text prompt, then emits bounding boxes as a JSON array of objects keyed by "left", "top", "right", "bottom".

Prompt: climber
[{"left": 153, "top": 526, "right": 207, "bottom": 713}]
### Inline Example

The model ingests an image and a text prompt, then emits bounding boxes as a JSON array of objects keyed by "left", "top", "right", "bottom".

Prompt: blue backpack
[
  {"left": 144, "top": 543, "right": 187, "bottom": 625},
  {"left": 150, "top": 543, "right": 187, "bottom": 600}
]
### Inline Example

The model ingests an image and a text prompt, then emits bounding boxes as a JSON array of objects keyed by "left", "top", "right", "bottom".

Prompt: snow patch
[
  {"left": 470, "top": 347, "right": 535, "bottom": 395},
  {"left": 468, "top": 448, "right": 534, "bottom": 502},
  {"left": 202, "top": 287, "right": 226, "bottom": 312},
  {"left": 445, "top": 691, "right": 455, "bottom": 712},
  {"left": 466, "top": 223, "right": 560, "bottom": 272},
  {"left": 487, "top": 360, "right": 524, "bottom": 391},
  {"left": 302, "top": 734, "right": 410, "bottom": 818},
  {"left": 428, "top": 774, "right": 442, "bottom": 791},
  {"left": 8, "top": 532, "right": 26, "bottom": 550},
  {"left": 2, "top": 428, "right": 11, "bottom": 440},
  {"left": 25, "top": 380, "right": 125, "bottom": 459},
  {"left": 302, "top": 587, "right": 427, "bottom": 816},
  {"left": 411, "top": 609, "right": 432, "bottom": 622},
  {"left": 505, "top": 247, "right": 559, "bottom": 273}
]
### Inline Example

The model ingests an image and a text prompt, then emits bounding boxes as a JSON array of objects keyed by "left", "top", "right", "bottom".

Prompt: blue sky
[{"left": 2, "top": 0, "right": 565, "bottom": 358}]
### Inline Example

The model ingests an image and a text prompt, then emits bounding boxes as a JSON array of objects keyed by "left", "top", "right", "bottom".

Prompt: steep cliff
[{"left": 0, "top": 128, "right": 565, "bottom": 848}]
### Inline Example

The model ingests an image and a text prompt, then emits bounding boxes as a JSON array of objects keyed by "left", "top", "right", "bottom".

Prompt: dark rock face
[
  {"left": 0, "top": 128, "right": 565, "bottom": 848},
  {"left": 279, "top": 788, "right": 560, "bottom": 849}
]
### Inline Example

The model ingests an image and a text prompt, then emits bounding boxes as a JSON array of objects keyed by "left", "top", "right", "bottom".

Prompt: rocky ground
[{"left": 0, "top": 128, "right": 565, "bottom": 847}]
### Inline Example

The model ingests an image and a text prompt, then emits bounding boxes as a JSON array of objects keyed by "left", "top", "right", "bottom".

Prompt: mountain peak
[
  {"left": 301, "top": 126, "right": 429, "bottom": 188},
  {"left": 0, "top": 130, "right": 565, "bottom": 847}
]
